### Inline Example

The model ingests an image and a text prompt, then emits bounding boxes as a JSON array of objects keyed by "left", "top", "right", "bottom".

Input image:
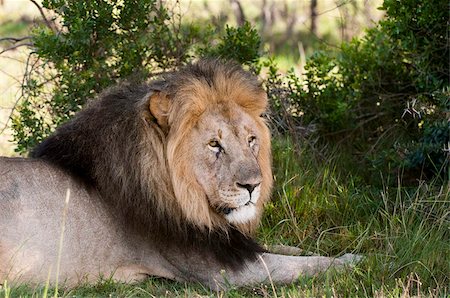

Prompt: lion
[{"left": 0, "top": 59, "right": 357, "bottom": 289}]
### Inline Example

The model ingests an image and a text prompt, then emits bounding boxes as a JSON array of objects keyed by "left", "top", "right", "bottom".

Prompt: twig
[
  {"left": 29, "top": 0, "right": 56, "bottom": 32},
  {"left": 0, "top": 96, "right": 21, "bottom": 136},
  {"left": 0, "top": 36, "right": 32, "bottom": 43},
  {"left": 0, "top": 54, "right": 31, "bottom": 64},
  {"left": 0, "top": 51, "right": 38, "bottom": 136},
  {"left": 230, "top": 0, "right": 246, "bottom": 26},
  {"left": 0, "top": 43, "right": 33, "bottom": 55},
  {"left": 315, "top": 1, "right": 353, "bottom": 17},
  {"left": 299, "top": 0, "right": 357, "bottom": 48},
  {"left": 0, "top": 67, "right": 22, "bottom": 84}
]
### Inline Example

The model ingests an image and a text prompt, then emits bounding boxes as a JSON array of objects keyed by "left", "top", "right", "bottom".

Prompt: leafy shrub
[
  {"left": 272, "top": 0, "right": 449, "bottom": 181},
  {"left": 201, "top": 22, "right": 261, "bottom": 66},
  {"left": 12, "top": 0, "right": 261, "bottom": 154}
]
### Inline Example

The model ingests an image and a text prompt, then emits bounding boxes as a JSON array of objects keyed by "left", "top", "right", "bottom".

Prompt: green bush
[
  {"left": 274, "top": 0, "right": 449, "bottom": 181},
  {"left": 12, "top": 0, "right": 261, "bottom": 154},
  {"left": 201, "top": 22, "right": 261, "bottom": 66}
]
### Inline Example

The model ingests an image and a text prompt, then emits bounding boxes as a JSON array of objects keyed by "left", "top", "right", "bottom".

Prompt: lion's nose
[{"left": 236, "top": 182, "right": 260, "bottom": 195}]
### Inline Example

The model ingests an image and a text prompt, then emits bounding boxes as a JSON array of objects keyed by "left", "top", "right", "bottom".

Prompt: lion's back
[{"left": 1, "top": 157, "right": 71, "bottom": 207}]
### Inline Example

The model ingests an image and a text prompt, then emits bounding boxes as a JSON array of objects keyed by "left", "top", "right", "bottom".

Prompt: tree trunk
[
  {"left": 230, "top": 0, "right": 246, "bottom": 26},
  {"left": 310, "top": 0, "right": 318, "bottom": 35}
]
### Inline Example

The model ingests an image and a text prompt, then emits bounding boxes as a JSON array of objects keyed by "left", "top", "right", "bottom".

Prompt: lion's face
[{"left": 190, "top": 106, "right": 263, "bottom": 224}]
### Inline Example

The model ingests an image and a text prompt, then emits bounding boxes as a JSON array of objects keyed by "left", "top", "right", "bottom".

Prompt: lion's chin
[{"left": 224, "top": 204, "right": 257, "bottom": 224}]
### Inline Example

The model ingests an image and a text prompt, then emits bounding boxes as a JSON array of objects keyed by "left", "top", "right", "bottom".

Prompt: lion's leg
[
  {"left": 264, "top": 244, "right": 318, "bottom": 256},
  {"left": 110, "top": 265, "right": 150, "bottom": 283},
  {"left": 204, "top": 253, "right": 360, "bottom": 290},
  {"left": 236, "top": 253, "right": 342, "bottom": 285},
  {"left": 111, "top": 261, "right": 182, "bottom": 284}
]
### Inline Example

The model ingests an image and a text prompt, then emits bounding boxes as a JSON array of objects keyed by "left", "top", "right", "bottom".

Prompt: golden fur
[{"left": 161, "top": 62, "right": 272, "bottom": 233}]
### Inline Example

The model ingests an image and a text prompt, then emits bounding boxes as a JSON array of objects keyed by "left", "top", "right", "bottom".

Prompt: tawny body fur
[{"left": 0, "top": 59, "right": 356, "bottom": 289}]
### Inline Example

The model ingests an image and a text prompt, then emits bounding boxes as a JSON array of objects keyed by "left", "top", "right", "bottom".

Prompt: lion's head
[
  {"left": 32, "top": 59, "right": 272, "bottom": 266},
  {"left": 148, "top": 60, "right": 272, "bottom": 232}
]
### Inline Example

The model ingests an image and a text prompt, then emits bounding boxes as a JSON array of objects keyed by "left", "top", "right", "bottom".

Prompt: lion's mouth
[
  {"left": 220, "top": 207, "right": 234, "bottom": 215},
  {"left": 219, "top": 201, "right": 254, "bottom": 215}
]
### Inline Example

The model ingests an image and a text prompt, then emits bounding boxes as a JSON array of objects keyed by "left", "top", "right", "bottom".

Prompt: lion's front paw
[
  {"left": 337, "top": 253, "right": 363, "bottom": 267},
  {"left": 112, "top": 265, "right": 150, "bottom": 283}
]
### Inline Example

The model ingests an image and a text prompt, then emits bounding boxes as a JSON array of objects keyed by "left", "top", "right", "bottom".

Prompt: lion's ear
[{"left": 149, "top": 91, "right": 171, "bottom": 131}]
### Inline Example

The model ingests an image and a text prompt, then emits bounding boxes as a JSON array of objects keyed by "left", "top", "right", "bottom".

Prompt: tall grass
[
  {"left": 259, "top": 137, "right": 449, "bottom": 296},
  {"left": 1, "top": 137, "right": 448, "bottom": 297}
]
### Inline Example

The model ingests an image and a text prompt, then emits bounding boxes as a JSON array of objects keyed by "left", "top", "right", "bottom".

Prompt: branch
[
  {"left": 230, "top": 0, "right": 246, "bottom": 26},
  {"left": 29, "top": 0, "right": 57, "bottom": 32},
  {"left": 0, "top": 99, "right": 19, "bottom": 135},
  {"left": 315, "top": 1, "right": 351, "bottom": 17},
  {"left": 0, "top": 36, "right": 32, "bottom": 43},
  {"left": 0, "top": 43, "right": 33, "bottom": 55},
  {"left": 0, "top": 51, "right": 38, "bottom": 136},
  {"left": 297, "top": 0, "right": 354, "bottom": 49}
]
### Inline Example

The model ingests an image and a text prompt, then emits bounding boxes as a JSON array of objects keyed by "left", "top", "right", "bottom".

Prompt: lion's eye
[
  {"left": 208, "top": 139, "right": 223, "bottom": 153},
  {"left": 248, "top": 136, "right": 257, "bottom": 147}
]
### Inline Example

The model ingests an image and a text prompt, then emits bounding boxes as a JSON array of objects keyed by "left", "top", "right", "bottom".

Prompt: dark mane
[{"left": 31, "top": 60, "right": 266, "bottom": 268}]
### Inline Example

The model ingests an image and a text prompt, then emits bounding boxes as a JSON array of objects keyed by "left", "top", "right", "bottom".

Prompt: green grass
[
  {"left": 261, "top": 138, "right": 449, "bottom": 296},
  {"left": 1, "top": 136, "right": 448, "bottom": 297}
]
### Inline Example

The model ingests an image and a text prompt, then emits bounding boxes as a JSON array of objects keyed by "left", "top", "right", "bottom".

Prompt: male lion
[{"left": 0, "top": 59, "right": 355, "bottom": 289}]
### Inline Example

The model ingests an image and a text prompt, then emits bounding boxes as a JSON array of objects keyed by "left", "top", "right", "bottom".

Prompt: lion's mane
[{"left": 31, "top": 59, "right": 272, "bottom": 267}]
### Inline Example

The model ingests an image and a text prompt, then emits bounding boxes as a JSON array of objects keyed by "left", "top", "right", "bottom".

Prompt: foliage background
[{"left": 0, "top": 0, "right": 384, "bottom": 156}]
